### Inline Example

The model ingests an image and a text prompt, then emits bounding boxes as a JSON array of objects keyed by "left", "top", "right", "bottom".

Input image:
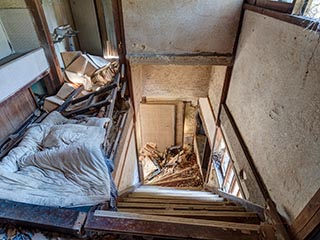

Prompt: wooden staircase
[{"left": 85, "top": 185, "right": 273, "bottom": 239}]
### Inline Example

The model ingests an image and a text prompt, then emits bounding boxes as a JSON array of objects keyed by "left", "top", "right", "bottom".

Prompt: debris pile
[
  {"left": 63, "top": 51, "right": 119, "bottom": 91},
  {"left": 43, "top": 51, "right": 120, "bottom": 114},
  {"left": 139, "top": 143, "right": 203, "bottom": 188}
]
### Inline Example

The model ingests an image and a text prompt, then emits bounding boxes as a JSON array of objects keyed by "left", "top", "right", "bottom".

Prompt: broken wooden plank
[
  {"left": 0, "top": 199, "right": 86, "bottom": 236},
  {"left": 85, "top": 210, "right": 260, "bottom": 240}
]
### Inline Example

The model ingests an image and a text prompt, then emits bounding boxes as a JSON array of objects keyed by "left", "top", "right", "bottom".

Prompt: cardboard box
[
  {"left": 56, "top": 83, "right": 76, "bottom": 99},
  {"left": 43, "top": 95, "right": 65, "bottom": 112}
]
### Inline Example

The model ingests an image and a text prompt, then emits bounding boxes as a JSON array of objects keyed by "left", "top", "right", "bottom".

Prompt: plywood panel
[
  {"left": 69, "top": 0, "right": 102, "bottom": 55},
  {"left": 199, "top": 97, "right": 216, "bottom": 148},
  {"left": 140, "top": 104, "right": 175, "bottom": 152},
  {"left": 118, "top": 129, "right": 140, "bottom": 192},
  {"left": 208, "top": 66, "right": 227, "bottom": 118}
]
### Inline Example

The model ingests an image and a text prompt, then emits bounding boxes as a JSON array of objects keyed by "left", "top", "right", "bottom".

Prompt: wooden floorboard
[{"left": 85, "top": 211, "right": 260, "bottom": 240}]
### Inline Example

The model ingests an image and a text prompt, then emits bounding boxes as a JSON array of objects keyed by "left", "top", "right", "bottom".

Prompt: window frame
[{"left": 246, "top": 0, "right": 296, "bottom": 13}]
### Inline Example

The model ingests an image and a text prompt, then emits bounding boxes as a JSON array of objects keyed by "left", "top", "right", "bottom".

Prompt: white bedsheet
[{"left": 0, "top": 111, "right": 111, "bottom": 207}]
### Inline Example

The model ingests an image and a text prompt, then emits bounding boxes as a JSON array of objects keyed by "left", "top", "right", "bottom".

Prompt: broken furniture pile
[
  {"left": 139, "top": 143, "right": 204, "bottom": 187},
  {"left": 44, "top": 51, "right": 119, "bottom": 113}
]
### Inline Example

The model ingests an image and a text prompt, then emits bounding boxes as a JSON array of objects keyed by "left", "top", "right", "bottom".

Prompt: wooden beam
[
  {"left": 244, "top": 3, "right": 320, "bottom": 33},
  {"left": 126, "top": 53, "right": 233, "bottom": 66},
  {"left": 254, "top": 0, "right": 294, "bottom": 13},
  {"left": 206, "top": 185, "right": 265, "bottom": 222},
  {"left": 0, "top": 199, "right": 86, "bottom": 236},
  {"left": 111, "top": 0, "right": 135, "bottom": 112},
  {"left": 85, "top": 210, "right": 261, "bottom": 239},
  {"left": 25, "top": 0, "right": 64, "bottom": 94},
  {"left": 94, "top": 0, "right": 108, "bottom": 57},
  {"left": 290, "top": 188, "right": 320, "bottom": 240}
]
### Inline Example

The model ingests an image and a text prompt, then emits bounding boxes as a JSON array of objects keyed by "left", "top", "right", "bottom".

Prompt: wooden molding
[
  {"left": 126, "top": 52, "right": 233, "bottom": 66},
  {"left": 290, "top": 188, "right": 320, "bottom": 240}
]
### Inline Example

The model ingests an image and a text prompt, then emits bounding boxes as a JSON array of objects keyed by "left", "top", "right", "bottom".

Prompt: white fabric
[{"left": 0, "top": 111, "right": 111, "bottom": 207}]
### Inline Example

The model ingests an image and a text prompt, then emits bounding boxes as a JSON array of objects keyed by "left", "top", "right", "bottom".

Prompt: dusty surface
[
  {"left": 208, "top": 66, "right": 227, "bottom": 118},
  {"left": 142, "top": 65, "right": 211, "bottom": 101},
  {"left": 122, "top": 0, "right": 242, "bottom": 54},
  {"left": 227, "top": 11, "right": 320, "bottom": 222}
]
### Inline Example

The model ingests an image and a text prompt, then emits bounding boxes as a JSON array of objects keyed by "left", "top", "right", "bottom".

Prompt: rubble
[{"left": 139, "top": 144, "right": 204, "bottom": 188}]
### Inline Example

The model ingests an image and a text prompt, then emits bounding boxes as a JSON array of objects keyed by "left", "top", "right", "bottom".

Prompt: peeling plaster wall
[
  {"left": 142, "top": 65, "right": 211, "bottom": 101},
  {"left": 122, "top": 0, "right": 242, "bottom": 54},
  {"left": 208, "top": 66, "right": 227, "bottom": 118},
  {"left": 227, "top": 11, "right": 320, "bottom": 222}
]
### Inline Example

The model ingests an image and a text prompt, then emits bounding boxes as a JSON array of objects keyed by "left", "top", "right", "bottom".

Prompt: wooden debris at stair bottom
[{"left": 139, "top": 143, "right": 204, "bottom": 187}]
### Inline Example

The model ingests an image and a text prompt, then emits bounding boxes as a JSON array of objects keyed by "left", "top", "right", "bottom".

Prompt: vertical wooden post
[
  {"left": 111, "top": 0, "right": 135, "bottom": 115},
  {"left": 25, "top": 0, "right": 64, "bottom": 94}
]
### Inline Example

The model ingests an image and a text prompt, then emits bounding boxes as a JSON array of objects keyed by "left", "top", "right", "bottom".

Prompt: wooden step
[
  {"left": 128, "top": 192, "right": 225, "bottom": 202},
  {"left": 121, "top": 197, "right": 235, "bottom": 205},
  {"left": 85, "top": 210, "right": 260, "bottom": 240},
  {"left": 117, "top": 209, "right": 260, "bottom": 224},
  {"left": 134, "top": 189, "right": 219, "bottom": 197},
  {"left": 139, "top": 185, "right": 203, "bottom": 191},
  {"left": 117, "top": 202, "right": 244, "bottom": 211}
]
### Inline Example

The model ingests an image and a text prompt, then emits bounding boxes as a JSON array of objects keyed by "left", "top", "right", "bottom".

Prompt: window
[
  {"left": 206, "top": 128, "right": 245, "bottom": 199},
  {"left": 293, "top": 0, "right": 320, "bottom": 31}
]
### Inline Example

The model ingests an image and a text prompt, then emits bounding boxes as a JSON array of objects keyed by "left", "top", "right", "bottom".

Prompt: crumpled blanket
[{"left": 0, "top": 111, "right": 114, "bottom": 207}]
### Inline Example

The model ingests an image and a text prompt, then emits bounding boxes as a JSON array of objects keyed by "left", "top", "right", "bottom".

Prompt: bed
[{"left": 0, "top": 111, "right": 114, "bottom": 208}]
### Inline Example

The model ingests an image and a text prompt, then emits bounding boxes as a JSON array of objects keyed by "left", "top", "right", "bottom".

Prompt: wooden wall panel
[
  {"left": 0, "top": 88, "right": 36, "bottom": 141},
  {"left": 139, "top": 104, "right": 175, "bottom": 152}
]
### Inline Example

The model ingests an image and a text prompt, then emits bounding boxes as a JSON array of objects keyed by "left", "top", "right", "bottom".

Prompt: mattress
[{"left": 0, "top": 111, "right": 113, "bottom": 207}]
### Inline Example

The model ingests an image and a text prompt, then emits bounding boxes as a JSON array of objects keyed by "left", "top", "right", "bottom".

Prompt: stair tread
[
  {"left": 134, "top": 189, "right": 219, "bottom": 197},
  {"left": 117, "top": 209, "right": 258, "bottom": 217},
  {"left": 117, "top": 202, "right": 244, "bottom": 211},
  {"left": 122, "top": 197, "right": 234, "bottom": 205},
  {"left": 94, "top": 210, "right": 260, "bottom": 231},
  {"left": 129, "top": 193, "right": 224, "bottom": 201},
  {"left": 85, "top": 210, "right": 260, "bottom": 240}
]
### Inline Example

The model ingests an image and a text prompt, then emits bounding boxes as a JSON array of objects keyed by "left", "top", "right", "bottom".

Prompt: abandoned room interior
[{"left": 0, "top": 0, "right": 319, "bottom": 239}]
